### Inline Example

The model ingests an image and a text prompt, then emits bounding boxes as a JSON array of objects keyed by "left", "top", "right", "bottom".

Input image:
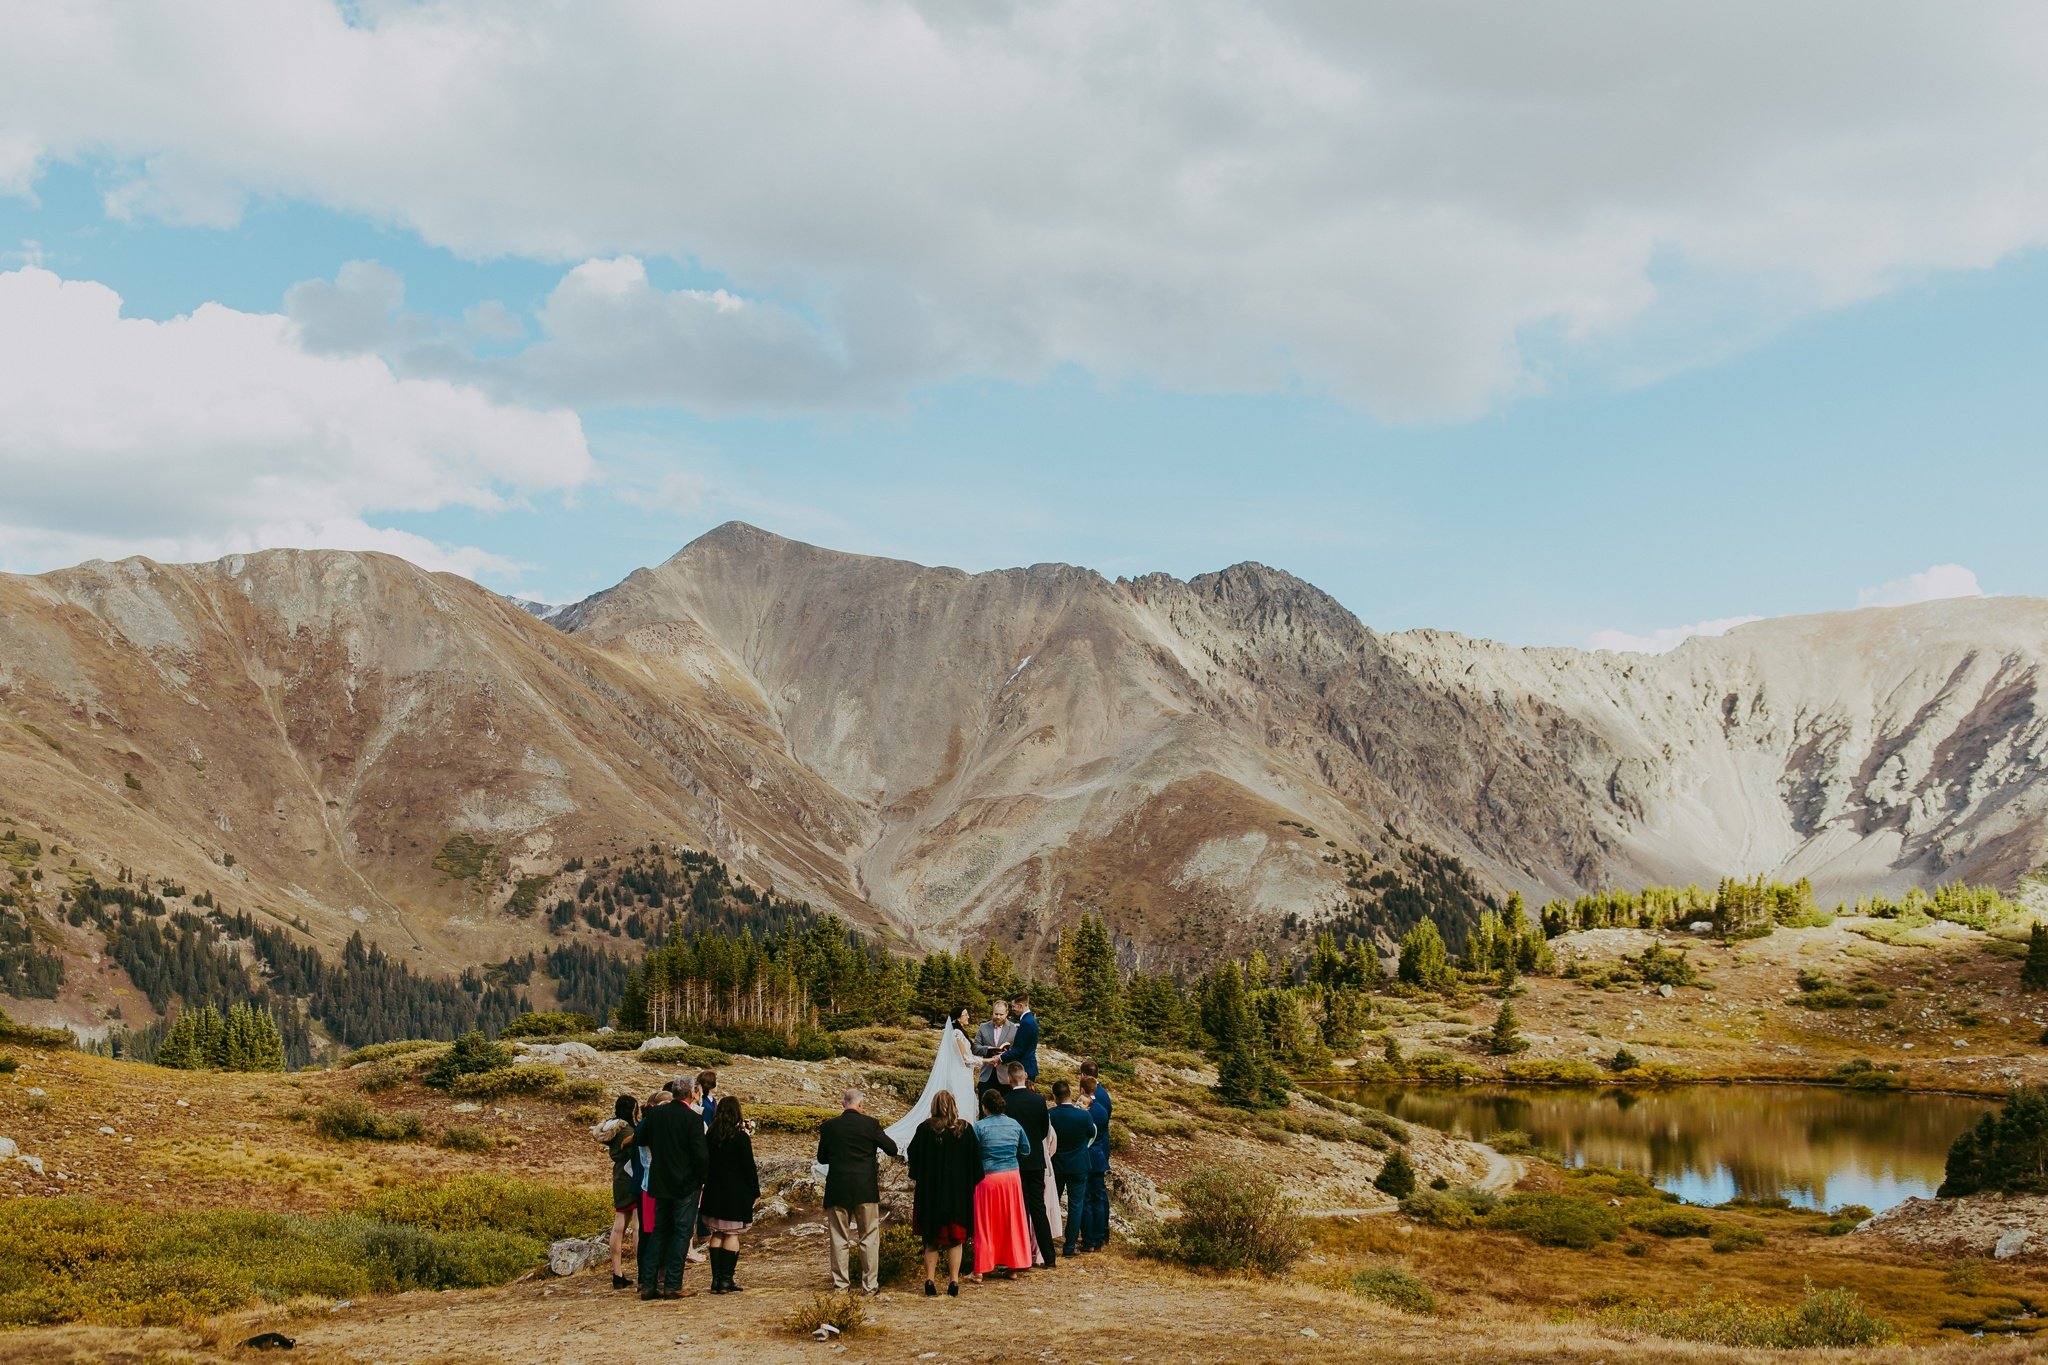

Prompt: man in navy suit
[
  {"left": 998, "top": 992, "right": 1039, "bottom": 1081},
  {"left": 1079, "top": 1064, "right": 1112, "bottom": 1251}
]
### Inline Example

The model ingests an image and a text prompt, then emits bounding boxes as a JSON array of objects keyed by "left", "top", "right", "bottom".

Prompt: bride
[
  {"left": 885, "top": 1004, "right": 1064, "bottom": 1251},
  {"left": 885, "top": 1005, "right": 981, "bottom": 1152}
]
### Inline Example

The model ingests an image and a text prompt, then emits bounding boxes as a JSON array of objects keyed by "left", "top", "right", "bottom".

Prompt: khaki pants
[{"left": 826, "top": 1202, "right": 882, "bottom": 1291}]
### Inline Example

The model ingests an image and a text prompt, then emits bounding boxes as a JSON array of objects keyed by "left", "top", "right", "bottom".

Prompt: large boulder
[
  {"left": 1995, "top": 1228, "right": 2032, "bottom": 1260},
  {"left": 639, "top": 1036, "right": 687, "bottom": 1052},
  {"left": 516, "top": 1041, "right": 603, "bottom": 1067}
]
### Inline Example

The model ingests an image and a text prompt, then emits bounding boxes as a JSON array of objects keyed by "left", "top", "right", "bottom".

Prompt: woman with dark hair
[
  {"left": 970, "top": 1087, "right": 1034, "bottom": 1280},
  {"left": 699, "top": 1095, "right": 760, "bottom": 1294},
  {"left": 906, "top": 1088, "right": 981, "bottom": 1296},
  {"left": 593, "top": 1094, "right": 642, "bottom": 1290}
]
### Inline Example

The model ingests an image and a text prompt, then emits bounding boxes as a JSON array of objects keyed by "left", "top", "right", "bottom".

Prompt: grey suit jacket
[{"left": 974, "top": 1020, "right": 1016, "bottom": 1083}]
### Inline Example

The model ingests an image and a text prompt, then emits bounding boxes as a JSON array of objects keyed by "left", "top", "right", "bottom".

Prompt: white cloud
[
  {"left": 1856, "top": 563, "right": 1985, "bottom": 609},
  {"left": 1588, "top": 615, "right": 1764, "bottom": 655},
  {"left": 0, "top": 266, "right": 590, "bottom": 581},
  {"left": 5, "top": 2, "right": 2047, "bottom": 418}
]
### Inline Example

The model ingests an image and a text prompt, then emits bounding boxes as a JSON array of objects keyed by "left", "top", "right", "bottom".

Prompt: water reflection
[{"left": 1336, "top": 1083, "right": 1993, "bottom": 1213}]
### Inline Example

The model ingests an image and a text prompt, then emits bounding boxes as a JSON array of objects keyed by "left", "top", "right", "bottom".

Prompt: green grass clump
[
  {"left": 506, "top": 875, "right": 548, "bottom": 917},
  {"left": 1712, "top": 1226, "right": 1767, "bottom": 1253},
  {"left": 1350, "top": 1261, "right": 1435, "bottom": 1314},
  {"left": 0, "top": 1055, "right": 16, "bottom": 1074},
  {"left": 1501, "top": 1058, "right": 1604, "bottom": 1085},
  {"left": 1597, "top": 1282, "right": 1895, "bottom": 1348},
  {"left": 433, "top": 834, "right": 495, "bottom": 882},
  {"left": 1629, "top": 1205, "right": 1713, "bottom": 1238},
  {"left": 312, "top": 1098, "right": 427, "bottom": 1143},
  {"left": 0, "top": 1187, "right": 598, "bottom": 1328},
  {"left": 438, "top": 1125, "right": 496, "bottom": 1153},
  {"left": 1485, "top": 1193, "right": 1622, "bottom": 1249},
  {"left": 786, "top": 1289, "right": 867, "bottom": 1337}
]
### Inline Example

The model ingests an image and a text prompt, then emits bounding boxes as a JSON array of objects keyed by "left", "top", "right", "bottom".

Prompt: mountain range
[{"left": 2, "top": 522, "right": 2044, "bottom": 986}]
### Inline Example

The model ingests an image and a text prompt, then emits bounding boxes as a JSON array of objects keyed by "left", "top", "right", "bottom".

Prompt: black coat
[
  {"left": 816, "top": 1109, "right": 899, "bottom": 1208},
  {"left": 906, "top": 1120, "right": 981, "bottom": 1239},
  {"left": 701, "top": 1130, "right": 761, "bottom": 1224},
  {"left": 633, "top": 1102, "right": 708, "bottom": 1200},
  {"left": 1003, "top": 1086, "right": 1050, "bottom": 1172}
]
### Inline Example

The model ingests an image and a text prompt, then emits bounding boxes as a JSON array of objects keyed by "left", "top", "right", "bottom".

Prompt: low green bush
[
  {"left": 438, "top": 1125, "right": 496, "bottom": 1153},
  {"left": 312, "top": 1098, "right": 426, "bottom": 1143},
  {"left": 1597, "top": 1283, "right": 1894, "bottom": 1348},
  {"left": 1350, "top": 1261, "right": 1435, "bottom": 1314},
  {"left": 589, "top": 1031, "right": 648, "bottom": 1052},
  {"left": 1373, "top": 1150, "right": 1416, "bottom": 1198},
  {"left": 1502, "top": 1058, "right": 1603, "bottom": 1085},
  {"left": 1485, "top": 1193, "right": 1622, "bottom": 1249},
  {"left": 424, "top": 1032, "right": 513, "bottom": 1089},
  {"left": 749, "top": 1103, "right": 842, "bottom": 1133},
  {"left": 785, "top": 1289, "right": 867, "bottom": 1337},
  {"left": 498, "top": 1011, "right": 597, "bottom": 1040},
  {"left": 1398, "top": 1186, "right": 1497, "bottom": 1228},
  {"left": 0, "top": 1007, "right": 73, "bottom": 1048},
  {"left": 0, "top": 1054, "right": 16, "bottom": 1074},
  {"left": 450, "top": 1064, "right": 564, "bottom": 1100},
  {"left": 1139, "top": 1164, "right": 1304, "bottom": 1275},
  {"left": 343, "top": 1039, "right": 444, "bottom": 1069},
  {"left": 1711, "top": 1226, "right": 1767, "bottom": 1253},
  {"left": 1629, "top": 1205, "right": 1712, "bottom": 1238},
  {"left": 355, "top": 1174, "right": 608, "bottom": 1242}
]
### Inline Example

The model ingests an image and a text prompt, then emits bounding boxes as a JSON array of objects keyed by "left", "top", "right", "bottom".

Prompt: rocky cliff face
[{"left": 1, "top": 524, "right": 2043, "bottom": 977}]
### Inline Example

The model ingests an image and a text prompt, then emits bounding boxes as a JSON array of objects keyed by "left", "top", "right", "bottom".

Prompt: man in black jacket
[
  {"left": 634, "top": 1075, "right": 710, "bottom": 1299},
  {"left": 1003, "top": 1062, "right": 1057, "bottom": 1268},
  {"left": 816, "top": 1088, "right": 899, "bottom": 1293}
]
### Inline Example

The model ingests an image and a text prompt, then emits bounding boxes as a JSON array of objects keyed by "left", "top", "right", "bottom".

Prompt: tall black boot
[{"left": 721, "top": 1247, "right": 744, "bottom": 1292}]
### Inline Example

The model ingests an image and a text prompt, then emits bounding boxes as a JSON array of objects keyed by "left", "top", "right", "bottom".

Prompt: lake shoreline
[{"left": 1301, "top": 1071, "right": 2016, "bottom": 1101}]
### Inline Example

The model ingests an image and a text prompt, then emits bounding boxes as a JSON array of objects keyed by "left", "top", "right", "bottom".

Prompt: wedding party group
[{"left": 589, "top": 992, "right": 1114, "bottom": 1301}]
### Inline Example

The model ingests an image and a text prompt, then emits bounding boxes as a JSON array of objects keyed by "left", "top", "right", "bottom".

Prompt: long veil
[{"left": 885, "top": 1021, "right": 979, "bottom": 1153}]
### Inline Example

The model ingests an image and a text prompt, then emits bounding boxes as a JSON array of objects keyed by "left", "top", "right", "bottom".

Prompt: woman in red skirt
[{"left": 971, "top": 1087, "right": 1034, "bottom": 1278}]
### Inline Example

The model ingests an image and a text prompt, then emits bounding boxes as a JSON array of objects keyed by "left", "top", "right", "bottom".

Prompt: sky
[{"left": 0, "top": 2, "right": 2044, "bottom": 649}]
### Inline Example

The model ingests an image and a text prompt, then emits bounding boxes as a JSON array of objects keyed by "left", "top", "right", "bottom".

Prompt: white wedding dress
[
  {"left": 883, "top": 1021, "right": 1062, "bottom": 1246},
  {"left": 885, "top": 1021, "right": 981, "bottom": 1153}
]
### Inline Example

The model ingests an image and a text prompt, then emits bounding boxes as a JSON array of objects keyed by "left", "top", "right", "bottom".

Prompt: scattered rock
[
  {"left": 1995, "top": 1228, "right": 2031, "bottom": 1260},
  {"left": 1657, "top": 984, "right": 1675, "bottom": 998},
  {"left": 0, "top": 1138, "right": 16, "bottom": 1161},
  {"left": 452, "top": 1102, "right": 482, "bottom": 1114},
  {"left": 16, "top": 1155, "right": 43, "bottom": 1175},
  {"left": 517, "top": 1042, "right": 603, "bottom": 1067},
  {"left": 548, "top": 1233, "right": 612, "bottom": 1277},
  {"left": 639, "top": 1036, "right": 687, "bottom": 1053},
  {"left": 97, "top": 1126, "right": 117, "bottom": 1136}
]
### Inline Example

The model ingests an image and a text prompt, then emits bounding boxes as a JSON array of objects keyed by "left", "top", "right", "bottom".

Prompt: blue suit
[
  {"left": 999, "top": 1010, "right": 1040, "bottom": 1080},
  {"left": 1083, "top": 1086, "right": 1112, "bottom": 1249}
]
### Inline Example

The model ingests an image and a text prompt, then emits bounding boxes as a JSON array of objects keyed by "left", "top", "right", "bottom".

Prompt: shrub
[
  {"left": 1629, "top": 1206, "right": 1712, "bottom": 1238},
  {"left": 1350, "top": 1261, "right": 1435, "bottom": 1314},
  {"left": 1141, "top": 1165, "right": 1304, "bottom": 1275},
  {"left": 1502, "top": 1058, "right": 1602, "bottom": 1085},
  {"left": 450, "top": 1065, "right": 564, "bottom": 1100},
  {"left": 750, "top": 1103, "right": 841, "bottom": 1133},
  {"left": 498, "top": 1011, "right": 596, "bottom": 1040},
  {"left": 356, "top": 1064, "right": 405, "bottom": 1094},
  {"left": 343, "top": 1039, "right": 443, "bottom": 1068},
  {"left": 355, "top": 1175, "right": 608, "bottom": 1242},
  {"left": 0, "top": 1007, "right": 73, "bottom": 1048},
  {"left": 1609, "top": 1047, "right": 1640, "bottom": 1072},
  {"left": 1597, "top": 1283, "right": 1895, "bottom": 1348},
  {"left": 0, "top": 1054, "right": 15, "bottom": 1074},
  {"left": 590, "top": 1031, "right": 647, "bottom": 1052},
  {"left": 438, "top": 1125, "right": 496, "bottom": 1153},
  {"left": 337, "top": 1219, "right": 538, "bottom": 1290},
  {"left": 1374, "top": 1150, "right": 1417, "bottom": 1199},
  {"left": 1486, "top": 1193, "right": 1622, "bottom": 1249},
  {"left": 424, "top": 1032, "right": 513, "bottom": 1089},
  {"left": 1408, "top": 1050, "right": 1482, "bottom": 1084},
  {"left": 1399, "top": 1186, "right": 1496, "bottom": 1228},
  {"left": 312, "top": 1098, "right": 426, "bottom": 1143},
  {"left": 1482, "top": 1129, "right": 1545, "bottom": 1158},
  {"left": 1711, "top": 1226, "right": 1766, "bottom": 1253},
  {"left": 786, "top": 1290, "right": 867, "bottom": 1337},
  {"left": 873, "top": 1219, "right": 922, "bottom": 1286}
]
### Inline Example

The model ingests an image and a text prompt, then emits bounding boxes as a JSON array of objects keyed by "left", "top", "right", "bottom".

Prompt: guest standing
[
  {"left": 700, "top": 1096, "right": 759, "bottom": 1294},
  {"left": 1079, "top": 1067, "right": 1113, "bottom": 1251},
  {"left": 816, "top": 1088, "right": 899, "bottom": 1294},
  {"left": 690, "top": 1068, "right": 720, "bottom": 1264},
  {"left": 594, "top": 1095, "right": 643, "bottom": 1290},
  {"left": 1002, "top": 1062, "right": 1057, "bottom": 1268},
  {"left": 633, "top": 1076, "right": 708, "bottom": 1299},
  {"left": 906, "top": 1089, "right": 980, "bottom": 1298},
  {"left": 971, "top": 1088, "right": 1034, "bottom": 1279},
  {"left": 1046, "top": 1080, "right": 1097, "bottom": 1259}
]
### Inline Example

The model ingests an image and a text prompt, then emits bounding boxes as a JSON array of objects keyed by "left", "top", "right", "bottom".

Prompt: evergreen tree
[
  {"left": 1374, "top": 1149, "right": 1416, "bottom": 1198},
  {"left": 1209, "top": 962, "right": 1287, "bottom": 1108},
  {"left": 1057, "top": 915, "right": 1124, "bottom": 1059},
  {"left": 976, "top": 944, "right": 1022, "bottom": 1003},
  {"left": 1488, "top": 1000, "right": 1528, "bottom": 1055},
  {"left": 1382, "top": 1032, "right": 1404, "bottom": 1067},
  {"left": 1343, "top": 937, "right": 1382, "bottom": 991},
  {"left": 1397, "top": 921, "right": 1451, "bottom": 991},
  {"left": 2023, "top": 923, "right": 2048, "bottom": 992}
]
